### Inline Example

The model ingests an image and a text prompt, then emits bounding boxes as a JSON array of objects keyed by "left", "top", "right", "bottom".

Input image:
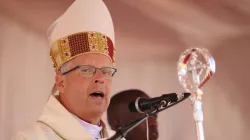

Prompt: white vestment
[{"left": 12, "top": 95, "right": 123, "bottom": 140}]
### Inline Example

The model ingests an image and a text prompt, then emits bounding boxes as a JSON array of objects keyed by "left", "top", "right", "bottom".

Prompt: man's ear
[{"left": 55, "top": 74, "right": 65, "bottom": 94}]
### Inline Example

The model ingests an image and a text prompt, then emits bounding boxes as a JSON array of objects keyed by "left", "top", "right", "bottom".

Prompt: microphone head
[
  {"left": 128, "top": 101, "right": 137, "bottom": 112},
  {"left": 128, "top": 97, "right": 147, "bottom": 113},
  {"left": 128, "top": 97, "right": 159, "bottom": 113}
]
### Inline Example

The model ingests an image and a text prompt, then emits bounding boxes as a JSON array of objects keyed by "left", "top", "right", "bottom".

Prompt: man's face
[{"left": 56, "top": 53, "right": 115, "bottom": 118}]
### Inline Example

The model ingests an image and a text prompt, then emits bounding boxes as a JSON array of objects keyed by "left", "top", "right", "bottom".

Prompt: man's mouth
[{"left": 90, "top": 92, "right": 104, "bottom": 98}]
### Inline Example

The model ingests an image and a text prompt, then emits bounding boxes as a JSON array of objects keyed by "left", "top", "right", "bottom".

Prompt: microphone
[
  {"left": 128, "top": 93, "right": 178, "bottom": 113},
  {"left": 107, "top": 92, "right": 191, "bottom": 140}
]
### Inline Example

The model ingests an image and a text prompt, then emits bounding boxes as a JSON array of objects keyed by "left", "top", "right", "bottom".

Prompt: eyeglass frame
[{"left": 60, "top": 65, "right": 118, "bottom": 78}]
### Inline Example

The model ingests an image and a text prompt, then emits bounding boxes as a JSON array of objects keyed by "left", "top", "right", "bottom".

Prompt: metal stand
[
  {"left": 188, "top": 52, "right": 206, "bottom": 140},
  {"left": 191, "top": 96, "right": 205, "bottom": 140},
  {"left": 177, "top": 48, "right": 216, "bottom": 140}
]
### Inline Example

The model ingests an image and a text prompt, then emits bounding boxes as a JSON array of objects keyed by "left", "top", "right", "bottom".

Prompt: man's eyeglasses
[{"left": 61, "top": 65, "right": 117, "bottom": 78}]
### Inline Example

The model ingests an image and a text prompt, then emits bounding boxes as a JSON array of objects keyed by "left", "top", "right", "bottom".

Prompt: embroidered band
[{"left": 49, "top": 31, "right": 115, "bottom": 71}]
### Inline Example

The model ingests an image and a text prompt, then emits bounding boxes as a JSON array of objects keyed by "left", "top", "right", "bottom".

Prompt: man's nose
[{"left": 93, "top": 70, "right": 105, "bottom": 84}]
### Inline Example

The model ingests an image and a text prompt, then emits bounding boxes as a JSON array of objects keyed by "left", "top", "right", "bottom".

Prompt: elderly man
[
  {"left": 12, "top": 0, "right": 121, "bottom": 139},
  {"left": 107, "top": 89, "right": 159, "bottom": 140}
]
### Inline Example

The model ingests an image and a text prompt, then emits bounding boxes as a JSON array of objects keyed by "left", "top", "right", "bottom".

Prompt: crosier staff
[{"left": 177, "top": 48, "right": 216, "bottom": 140}]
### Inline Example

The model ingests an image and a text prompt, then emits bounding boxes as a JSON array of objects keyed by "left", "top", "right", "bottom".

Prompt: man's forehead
[{"left": 71, "top": 53, "right": 113, "bottom": 67}]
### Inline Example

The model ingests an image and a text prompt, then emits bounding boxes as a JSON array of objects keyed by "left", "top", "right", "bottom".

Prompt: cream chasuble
[{"left": 12, "top": 95, "right": 122, "bottom": 140}]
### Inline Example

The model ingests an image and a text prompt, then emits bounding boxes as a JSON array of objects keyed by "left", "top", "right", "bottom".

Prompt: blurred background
[{"left": 1, "top": 0, "right": 250, "bottom": 140}]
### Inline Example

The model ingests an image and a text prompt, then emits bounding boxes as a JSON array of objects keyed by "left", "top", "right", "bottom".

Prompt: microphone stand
[
  {"left": 107, "top": 113, "right": 151, "bottom": 140},
  {"left": 106, "top": 92, "right": 191, "bottom": 140}
]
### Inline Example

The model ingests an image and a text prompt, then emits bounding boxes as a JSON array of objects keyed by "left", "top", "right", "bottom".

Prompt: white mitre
[{"left": 48, "top": 0, "right": 116, "bottom": 72}]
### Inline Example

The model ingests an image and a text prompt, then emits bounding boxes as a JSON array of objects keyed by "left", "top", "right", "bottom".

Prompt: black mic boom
[{"left": 128, "top": 93, "right": 178, "bottom": 113}]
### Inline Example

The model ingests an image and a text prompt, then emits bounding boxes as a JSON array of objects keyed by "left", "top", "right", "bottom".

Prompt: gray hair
[
  {"left": 58, "top": 60, "right": 73, "bottom": 74},
  {"left": 51, "top": 60, "right": 73, "bottom": 95}
]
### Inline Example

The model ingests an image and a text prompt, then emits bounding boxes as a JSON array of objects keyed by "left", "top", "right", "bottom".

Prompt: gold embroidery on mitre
[{"left": 49, "top": 32, "right": 115, "bottom": 71}]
